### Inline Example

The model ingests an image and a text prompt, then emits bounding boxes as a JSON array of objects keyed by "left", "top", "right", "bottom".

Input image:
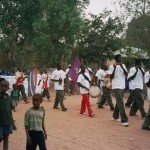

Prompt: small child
[
  {"left": 10, "top": 84, "right": 20, "bottom": 112},
  {"left": 0, "top": 80, "right": 17, "bottom": 150},
  {"left": 24, "top": 93, "right": 47, "bottom": 150}
]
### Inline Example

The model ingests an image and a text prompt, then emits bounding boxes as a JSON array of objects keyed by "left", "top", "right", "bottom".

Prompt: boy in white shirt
[
  {"left": 109, "top": 54, "right": 128, "bottom": 126},
  {"left": 128, "top": 59, "right": 146, "bottom": 118}
]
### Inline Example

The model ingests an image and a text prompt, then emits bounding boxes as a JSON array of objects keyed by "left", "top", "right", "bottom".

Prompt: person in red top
[
  {"left": 15, "top": 68, "right": 29, "bottom": 104},
  {"left": 38, "top": 69, "right": 50, "bottom": 102}
]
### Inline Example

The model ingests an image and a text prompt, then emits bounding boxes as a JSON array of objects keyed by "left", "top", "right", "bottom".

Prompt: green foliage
[
  {"left": 0, "top": 0, "right": 89, "bottom": 68},
  {"left": 116, "top": 0, "right": 150, "bottom": 17},
  {"left": 126, "top": 15, "right": 150, "bottom": 58},
  {"left": 75, "top": 10, "right": 124, "bottom": 65}
]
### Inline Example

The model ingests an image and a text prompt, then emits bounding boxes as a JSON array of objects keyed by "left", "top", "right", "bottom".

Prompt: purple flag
[{"left": 69, "top": 56, "right": 81, "bottom": 83}]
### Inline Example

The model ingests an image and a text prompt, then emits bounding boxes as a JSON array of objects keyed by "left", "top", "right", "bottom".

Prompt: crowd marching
[{"left": 0, "top": 54, "right": 150, "bottom": 150}]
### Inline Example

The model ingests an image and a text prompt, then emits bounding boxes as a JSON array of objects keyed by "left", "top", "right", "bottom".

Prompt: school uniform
[
  {"left": 125, "top": 72, "right": 134, "bottom": 107},
  {"left": 77, "top": 72, "right": 94, "bottom": 116},
  {"left": 128, "top": 67, "right": 146, "bottom": 117},
  {"left": 96, "top": 69, "right": 114, "bottom": 110},
  {"left": 51, "top": 69, "right": 66, "bottom": 110},
  {"left": 109, "top": 64, "right": 128, "bottom": 123},
  {"left": 142, "top": 71, "right": 150, "bottom": 129}
]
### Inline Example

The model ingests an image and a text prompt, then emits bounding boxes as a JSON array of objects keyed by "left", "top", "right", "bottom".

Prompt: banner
[
  {"left": 68, "top": 56, "right": 81, "bottom": 83},
  {"left": 29, "top": 67, "right": 37, "bottom": 96}
]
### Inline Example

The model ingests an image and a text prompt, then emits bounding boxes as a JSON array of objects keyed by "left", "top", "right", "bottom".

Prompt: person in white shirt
[
  {"left": 51, "top": 63, "right": 67, "bottom": 111},
  {"left": 41, "top": 69, "right": 51, "bottom": 102},
  {"left": 128, "top": 59, "right": 146, "bottom": 118},
  {"left": 96, "top": 65, "right": 114, "bottom": 111},
  {"left": 77, "top": 65, "right": 95, "bottom": 117},
  {"left": 142, "top": 70, "right": 150, "bottom": 130},
  {"left": 78, "top": 61, "right": 92, "bottom": 76},
  {"left": 125, "top": 72, "right": 134, "bottom": 107},
  {"left": 109, "top": 54, "right": 128, "bottom": 126}
]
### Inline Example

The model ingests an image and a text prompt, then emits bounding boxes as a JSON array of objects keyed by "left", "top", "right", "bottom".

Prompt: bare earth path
[{"left": 0, "top": 90, "right": 150, "bottom": 150}]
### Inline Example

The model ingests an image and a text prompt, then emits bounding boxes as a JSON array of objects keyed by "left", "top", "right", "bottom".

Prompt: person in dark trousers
[
  {"left": 10, "top": 84, "right": 20, "bottom": 112},
  {"left": 109, "top": 54, "right": 129, "bottom": 127},
  {"left": 142, "top": 70, "right": 150, "bottom": 130},
  {"left": 24, "top": 94, "right": 47, "bottom": 150},
  {"left": 128, "top": 59, "right": 146, "bottom": 118},
  {"left": 51, "top": 63, "right": 67, "bottom": 111},
  {"left": 96, "top": 65, "right": 114, "bottom": 111},
  {"left": 15, "top": 68, "right": 29, "bottom": 104},
  {"left": 38, "top": 70, "right": 51, "bottom": 102}
]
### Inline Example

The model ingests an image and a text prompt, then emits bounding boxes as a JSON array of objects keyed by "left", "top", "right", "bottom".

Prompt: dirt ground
[{"left": 0, "top": 89, "right": 150, "bottom": 150}]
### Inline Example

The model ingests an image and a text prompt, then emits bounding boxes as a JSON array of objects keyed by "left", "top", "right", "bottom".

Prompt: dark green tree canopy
[
  {"left": 75, "top": 10, "right": 124, "bottom": 64},
  {"left": 126, "top": 15, "right": 150, "bottom": 58},
  {"left": 0, "top": 0, "right": 89, "bottom": 68}
]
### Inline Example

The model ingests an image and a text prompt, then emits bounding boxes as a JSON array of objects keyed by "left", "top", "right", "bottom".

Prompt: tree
[
  {"left": 116, "top": 0, "right": 150, "bottom": 17},
  {"left": 75, "top": 10, "right": 124, "bottom": 65},
  {"left": 126, "top": 15, "right": 150, "bottom": 58},
  {"left": 0, "top": 0, "right": 41, "bottom": 67},
  {"left": 32, "top": 0, "right": 89, "bottom": 67},
  {"left": 0, "top": 0, "right": 90, "bottom": 68},
  {"left": 113, "top": 0, "right": 150, "bottom": 61}
]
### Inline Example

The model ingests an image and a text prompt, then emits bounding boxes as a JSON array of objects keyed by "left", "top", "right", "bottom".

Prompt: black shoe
[
  {"left": 62, "top": 108, "right": 67, "bottom": 111},
  {"left": 142, "top": 113, "right": 147, "bottom": 118},
  {"left": 129, "top": 114, "right": 137, "bottom": 116},
  {"left": 53, "top": 107, "right": 60, "bottom": 109},
  {"left": 98, "top": 105, "right": 104, "bottom": 109},
  {"left": 110, "top": 107, "right": 114, "bottom": 111},
  {"left": 125, "top": 104, "right": 130, "bottom": 107},
  {"left": 142, "top": 127, "right": 150, "bottom": 131}
]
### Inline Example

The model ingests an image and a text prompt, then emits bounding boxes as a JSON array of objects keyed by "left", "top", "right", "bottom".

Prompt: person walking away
[
  {"left": 10, "top": 84, "right": 20, "bottom": 112},
  {"left": 77, "top": 65, "right": 95, "bottom": 117},
  {"left": 142, "top": 70, "right": 150, "bottom": 130},
  {"left": 109, "top": 54, "right": 129, "bottom": 127},
  {"left": 0, "top": 80, "right": 17, "bottom": 150},
  {"left": 128, "top": 59, "right": 146, "bottom": 118},
  {"left": 15, "top": 68, "right": 29, "bottom": 104},
  {"left": 51, "top": 63, "right": 67, "bottom": 111}
]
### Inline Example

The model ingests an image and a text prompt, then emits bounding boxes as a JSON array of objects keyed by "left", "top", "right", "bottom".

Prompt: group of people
[
  {"left": 0, "top": 54, "right": 150, "bottom": 150},
  {"left": 95, "top": 54, "right": 150, "bottom": 129}
]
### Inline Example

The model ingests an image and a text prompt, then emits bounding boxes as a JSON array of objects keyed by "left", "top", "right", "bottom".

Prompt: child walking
[
  {"left": 24, "top": 93, "right": 47, "bottom": 150},
  {"left": 0, "top": 80, "right": 17, "bottom": 150},
  {"left": 10, "top": 84, "right": 20, "bottom": 112}
]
